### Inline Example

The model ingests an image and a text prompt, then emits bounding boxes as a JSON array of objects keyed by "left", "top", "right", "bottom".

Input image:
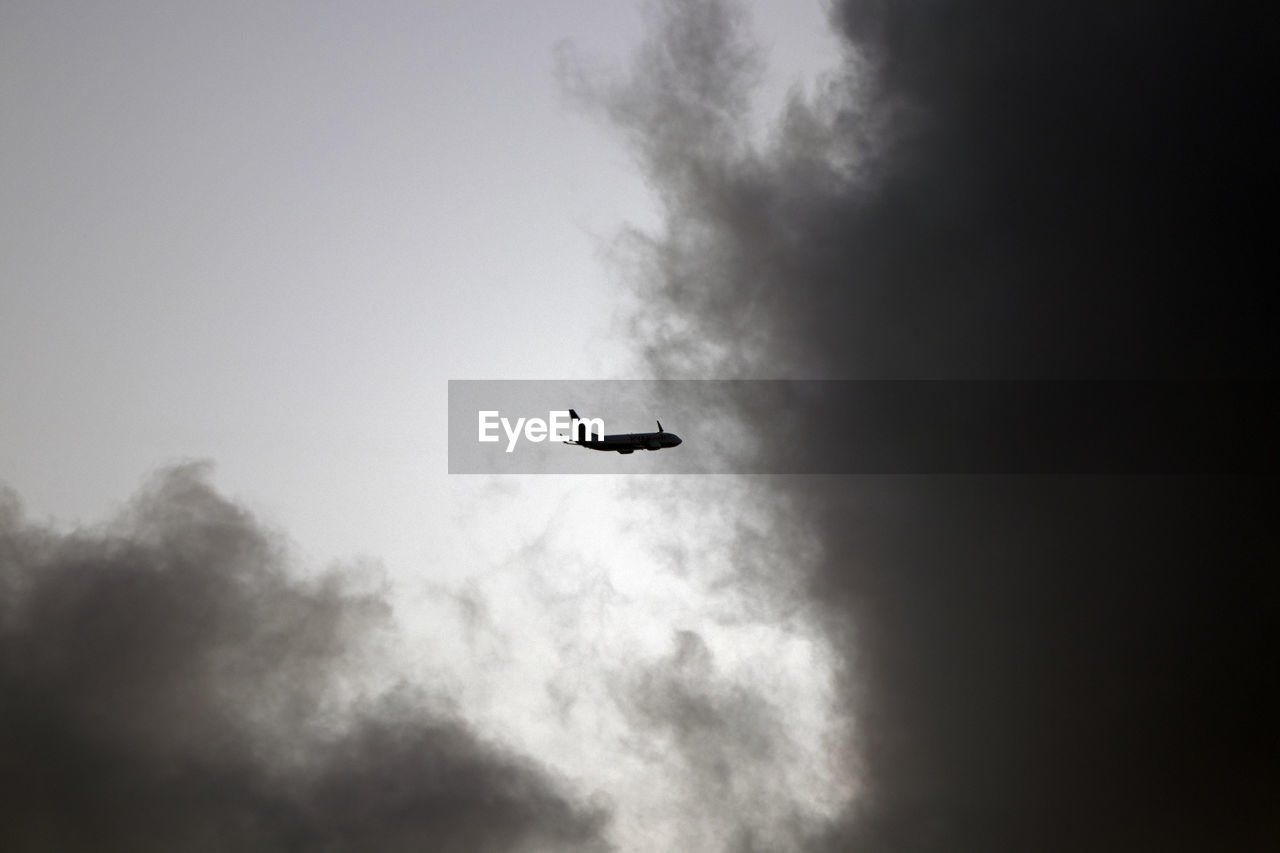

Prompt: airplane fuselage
[
  {"left": 567, "top": 409, "right": 682, "bottom": 454},
  {"left": 576, "top": 431, "right": 683, "bottom": 454}
]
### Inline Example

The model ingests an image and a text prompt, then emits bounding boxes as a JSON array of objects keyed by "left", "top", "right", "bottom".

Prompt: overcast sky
[
  {"left": 2, "top": 2, "right": 1273, "bottom": 852},
  {"left": 0, "top": 0, "right": 837, "bottom": 562}
]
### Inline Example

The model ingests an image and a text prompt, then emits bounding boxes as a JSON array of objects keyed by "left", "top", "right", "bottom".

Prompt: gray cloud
[
  {"left": 0, "top": 464, "right": 609, "bottom": 853},
  {"left": 613, "top": 629, "right": 819, "bottom": 853},
  {"left": 581, "top": 1, "right": 1276, "bottom": 850}
]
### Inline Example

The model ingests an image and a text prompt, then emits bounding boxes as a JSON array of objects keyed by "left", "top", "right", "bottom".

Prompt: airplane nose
[{"left": 671, "top": 435, "right": 682, "bottom": 446}]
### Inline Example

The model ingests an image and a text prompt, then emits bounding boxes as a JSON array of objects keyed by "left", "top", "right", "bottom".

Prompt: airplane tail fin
[
  {"left": 566, "top": 409, "right": 595, "bottom": 444},
  {"left": 657, "top": 420, "right": 663, "bottom": 433}
]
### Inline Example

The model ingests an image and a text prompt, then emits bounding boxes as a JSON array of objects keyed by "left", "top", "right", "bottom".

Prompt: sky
[
  {"left": 0, "top": 0, "right": 838, "bottom": 566},
  {"left": 2, "top": 2, "right": 1275, "bottom": 852}
]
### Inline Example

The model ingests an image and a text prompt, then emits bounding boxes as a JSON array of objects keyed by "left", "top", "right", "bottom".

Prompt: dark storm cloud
[
  {"left": 579, "top": 1, "right": 1276, "bottom": 850},
  {"left": 0, "top": 464, "right": 608, "bottom": 853}
]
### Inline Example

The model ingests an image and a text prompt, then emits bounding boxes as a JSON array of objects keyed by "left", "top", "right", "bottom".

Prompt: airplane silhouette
[{"left": 565, "top": 409, "right": 682, "bottom": 454}]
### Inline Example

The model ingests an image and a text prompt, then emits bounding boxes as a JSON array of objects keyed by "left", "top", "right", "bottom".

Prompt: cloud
[
  {"left": 579, "top": 1, "right": 1277, "bottom": 850},
  {"left": 612, "top": 629, "right": 805, "bottom": 852},
  {"left": 0, "top": 464, "right": 609, "bottom": 853}
]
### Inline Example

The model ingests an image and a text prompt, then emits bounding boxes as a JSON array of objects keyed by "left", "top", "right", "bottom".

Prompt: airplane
[{"left": 565, "top": 409, "right": 682, "bottom": 454}]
